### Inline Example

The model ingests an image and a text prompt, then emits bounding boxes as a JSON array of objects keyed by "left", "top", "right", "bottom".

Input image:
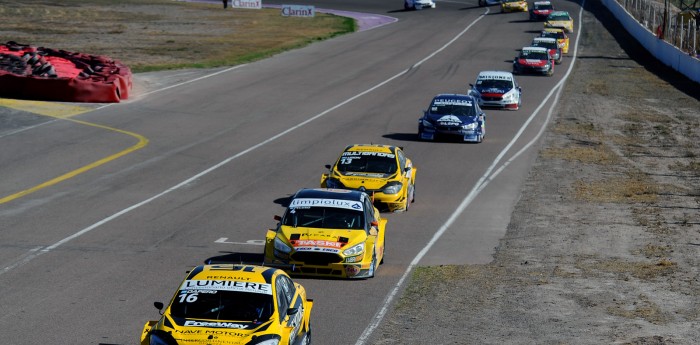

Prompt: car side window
[
  {"left": 275, "top": 277, "right": 290, "bottom": 320},
  {"left": 397, "top": 149, "right": 407, "bottom": 172},
  {"left": 364, "top": 199, "right": 375, "bottom": 230}
]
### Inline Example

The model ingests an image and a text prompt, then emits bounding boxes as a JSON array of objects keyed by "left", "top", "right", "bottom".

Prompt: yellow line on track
[{"left": 0, "top": 99, "right": 149, "bottom": 205}]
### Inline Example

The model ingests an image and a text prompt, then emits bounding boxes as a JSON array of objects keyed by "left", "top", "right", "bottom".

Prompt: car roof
[
  {"left": 543, "top": 27, "right": 566, "bottom": 33},
  {"left": 521, "top": 46, "right": 549, "bottom": 53},
  {"left": 533, "top": 37, "right": 557, "bottom": 43},
  {"left": 184, "top": 264, "right": 280, "bottom": 285},
  {"left": 292, "top": 188, "right": 367, "bottom": 202},
  {"left": 534, "top": 1, "right": 551, "bottom": 4},
  {"left": 476, "top": 70, "right": 514, "bottom": 80},
  {"left": 550, "top": 10, "right": 570, "bottom": 16},
  {"left": 432, "top": 93, "right": 476, "bottom": 101},
  {"left": 343, "top": 144, "right": 396, "bottom": 154}
]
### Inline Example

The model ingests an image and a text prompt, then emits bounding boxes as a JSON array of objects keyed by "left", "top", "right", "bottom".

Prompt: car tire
[
  {"left": 478, "top": 0, "right": 485, "bottom": 6},
  {"left": 303, "top": 322, "right": 311, "bottom": 345},
  {"left": 404, "top": 1, "right": 410, "bottom": 10}
]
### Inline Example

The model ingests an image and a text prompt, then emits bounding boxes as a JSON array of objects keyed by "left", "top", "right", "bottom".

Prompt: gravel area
[{"left": 373, "top": 0, "right": 700, "bottom": 344}]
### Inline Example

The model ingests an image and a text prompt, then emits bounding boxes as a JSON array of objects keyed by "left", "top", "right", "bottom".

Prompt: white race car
[
  {"left": 404, "top": 0, "right": 436, "bottom": 10},
  {"left": 468, "top": 71, "right": 522, "bottom": 110}
]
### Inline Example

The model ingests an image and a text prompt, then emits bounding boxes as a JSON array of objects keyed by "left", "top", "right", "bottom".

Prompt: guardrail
[{"left": 603, "top": 0, "right": 700, "bottom": 83}]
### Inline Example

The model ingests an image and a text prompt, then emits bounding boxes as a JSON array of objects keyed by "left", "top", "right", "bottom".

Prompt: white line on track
[
  {"left": 1, "top": 5, "right": 488, "bottom": 275},
  {"left": 354, "top": 1, "right": 586, "bottom": 343}
]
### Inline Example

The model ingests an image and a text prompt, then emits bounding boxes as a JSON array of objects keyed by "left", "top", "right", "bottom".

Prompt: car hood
[
  {"left": 333, "top": 171, "right": 396, "bottom": 189},
  {"left": 474, "top": 85, "right": 513, "bottom": 96},
  {"left": 280, "top": 226, "right": 368, "bottom": 252},
  {"left": 424, "top": 113, "right": 479, "bottom": 125},
  {"left": 157, "top": 315, "right": 275, "bottom": 345}
]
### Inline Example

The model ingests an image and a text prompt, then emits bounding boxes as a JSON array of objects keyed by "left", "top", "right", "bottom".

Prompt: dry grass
[
  {"left": 573, "top": 172, "right": 659, "bottom": 203},
  {"left": 542, "top": 145, "right": 620, "bottom": 165},
  {"left": 0, "top": 0, "right": 354, "bottom": 72}
]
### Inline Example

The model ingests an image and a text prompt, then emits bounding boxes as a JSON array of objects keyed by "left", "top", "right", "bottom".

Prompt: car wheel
[
  {"left": 303, "top": 321, "right": 311, "bottom": 345},
  {"left": 478, "top": 0, "right": 485, "bottom": 6},
  {"left": 404, "top": 1, "right": 410, "bottom": 10}
]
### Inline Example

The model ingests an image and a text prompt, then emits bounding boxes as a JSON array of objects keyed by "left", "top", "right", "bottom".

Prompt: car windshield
[
  {"left": 170, "top": 290, "right": 274, "bottom": 322},
  {"left": 476, "top": 79, "right": 512, "bottom": 89},
  {"left": 336, "top": 152, "right": 397, "bottom": 174},
  {"left": 520, "top": 50, "right": 549, "bottom": 60},
  {"left": 549, "top": 13, "right": 570, "bottom": 20},
  {"left": 429, "top": 98, "right": 478, "bottom": 116},
  {"left": 283, "top": 206, "right": 365, "bottom": 230},
  {"left": 533, "top": 41, "right": 557, "bottom": 49}
]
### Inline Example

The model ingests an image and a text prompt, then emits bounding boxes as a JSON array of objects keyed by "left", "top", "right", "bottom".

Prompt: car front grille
[{"left": 292, "top": 252, "right": 343, "bottom": 265}]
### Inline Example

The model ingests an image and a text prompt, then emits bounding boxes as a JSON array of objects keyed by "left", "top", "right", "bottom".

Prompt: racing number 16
[{"left": 179, "top": 293, "right": 198, "bottom": 303}]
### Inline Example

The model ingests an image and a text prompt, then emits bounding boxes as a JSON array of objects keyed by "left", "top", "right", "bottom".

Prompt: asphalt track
[{"left": 0, "top": 0, "right": 584, "bottom": 344}]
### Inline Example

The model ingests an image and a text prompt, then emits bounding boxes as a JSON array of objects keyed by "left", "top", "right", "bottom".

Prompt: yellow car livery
[
  {"left": 541, "top": 28, "right": 570, "bottom": 54},
  {"left": 140, "top": 264, "right": 313, "bottom": 345},
  {"left": 501, "top": 0, "right": 528, "bottom": 13},
  {"left": 264, "top": 188, "right": 386, "bottom": 279},
  {"left": 321, "top": 144, "right": 416, "bottom": 212},
  {"left": 545, "top": 11, "right": 574, "bottom": 33}
]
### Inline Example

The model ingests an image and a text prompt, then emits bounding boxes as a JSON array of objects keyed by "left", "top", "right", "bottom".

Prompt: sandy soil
[{"left": 373, "top": 1, "right": 700, "bottom": 344}]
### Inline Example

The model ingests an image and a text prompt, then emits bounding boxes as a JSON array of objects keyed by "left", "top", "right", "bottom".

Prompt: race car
[
  {"left": 513, "top": 46, "right": 553, "bottom": 76},
  {"left": 541, "top": 28, "right": 570, "bottom": 54},
  {"left": 264, "top": 188, "right": 386, "bottom": 279},
  {"left": 531, "top": 36, "right": 562, "bottom": 64},
  {"left": 321, "top": 144, "right": 416, "bottom": 212},
  {"left": 501, "top": 0, "right": 528, "bottom": 13},
  {"left": 529, "top": 1, "right": 553, "bottom": 21},
  {"left": 468, "top": 70, "right": 522, "bottom": 110},
  {"left": 418, "top": 94, "right": 486, "bottom": 143},
  {"left": 404, "top": 0, "right": 436, "bottom": 10},
  {"left": 545, "top": 11, "right": 574, "bottom": 33},
  {"left": 140, "top": 264, "right": 313, "bottom": 345}
]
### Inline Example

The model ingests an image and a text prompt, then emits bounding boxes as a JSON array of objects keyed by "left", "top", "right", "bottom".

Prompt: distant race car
[
  {"left": 468, "top": 70, "right": 522, "bottom": 110},
  {"left": 529, "top": 1, "right": 554, "bottom": 20},
  {"left": 541, "top": 28, "right": 570, "bottom": 54},
  {"left": 140, "top": 264, "right": 313, "bottom": 345},
  {"left": 513, "top": 46, "right": 553, "bottom": 76},
  {"left": 404, "top": 0, "right": 436, "bottom": 10},
  {"left": 418, "top": 94, "right": 486, "bottom": 143},
  {"left": 501, "top": 0, "right": 528, "bottom": 12},
  {"left": 478, "top": 0, "right": 502, "bottom": 6},
  {"left": 321, "top": 144, "right": 416, "bottom": 212},
  {"left": 531, "top": 37, "right": 562, "bottom": 64},
  {"left": 264, "top": 188, "right": 386, "bottom": 279},
  {"left": 545, "top": 11, "right": 574, "bottom": 33}
]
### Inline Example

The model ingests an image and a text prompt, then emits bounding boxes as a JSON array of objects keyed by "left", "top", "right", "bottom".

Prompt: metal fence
[{"left": 618, "top": 0, "right": 699, "bottom": 57}]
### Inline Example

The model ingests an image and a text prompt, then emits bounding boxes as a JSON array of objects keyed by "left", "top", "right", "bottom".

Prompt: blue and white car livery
[
  {"left": 468, "top": 71, "right": 522, "bottom": 110},
  {"left": 418, "top": 94, "right": 486, "bottom": 143},
  {"left": 404, "top": 0, "right": 436, "bottom": 10}
]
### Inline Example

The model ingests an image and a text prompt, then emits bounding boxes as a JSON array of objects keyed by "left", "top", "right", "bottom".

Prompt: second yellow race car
[
  {"left": 501, "top": 0, "right": 528, "bottom": 13},
  {"left": 140, "top": 264, "right": 313, "bottom": 345},
  {"left": 545, "top": 11, "right": 574, "bottom": 33},
  {"left": 541, "top": 28, "right": 570, "bottom": 54},
  {"left": 264, "top": 188, "right": 386, "bottom": 279},
  {"left": 320, "top": 144, "right": 416, "bottom": 212}
]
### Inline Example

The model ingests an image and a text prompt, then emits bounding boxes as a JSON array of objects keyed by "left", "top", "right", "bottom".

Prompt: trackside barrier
[
  {"left": 603, "top": 0, "right": 700, "bottom": 83},
  {"left": 0, "top": 41, "right": 132, "bottom": 103}
]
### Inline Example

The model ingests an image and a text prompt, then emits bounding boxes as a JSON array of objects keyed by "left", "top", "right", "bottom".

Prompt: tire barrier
[{"left": 0, "top": 41, "right": 132, "bottom": 103}]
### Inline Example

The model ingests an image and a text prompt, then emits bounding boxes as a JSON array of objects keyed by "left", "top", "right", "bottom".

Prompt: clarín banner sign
[{"left": 281, "top": 4, "right": 315, "bottom": 17}]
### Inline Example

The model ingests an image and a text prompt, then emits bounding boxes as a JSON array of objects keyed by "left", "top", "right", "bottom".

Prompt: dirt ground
[{"left": 373, "top": 1, "right": 700, "bottom": 344}]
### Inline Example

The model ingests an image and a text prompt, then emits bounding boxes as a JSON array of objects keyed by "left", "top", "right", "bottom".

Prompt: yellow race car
[
  {"left": 140, "top": 264, "right": 313, "bottom": 345},
  {"left": 264, "top": 188, "right": 386, "bottom": 279},
  {"left": 541, "top": 28, "right": 570, "bottom": 54},
  {"left": 320, "top": 144, "right": 416, "bottom": 212},
  {"left": 545, "top": 11, "right": 574, "bottom": 33},
  {"left": 501, "top": 0, "right": 528, "bottom": 13}
]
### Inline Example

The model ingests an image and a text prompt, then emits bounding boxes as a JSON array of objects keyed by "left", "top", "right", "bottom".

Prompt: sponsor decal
[
  {"left": 478, "top": 74, "right": 511, "bottom": 81},
  {"left": 180, "top": 280, "right": 272, "bottom": 295},
  {"left": 281, "top": 4, "right": 315, "bottom": 17},
  {"left": 291, "top": 239, "right": 343, "bottom": 248},
  {"left": 342, "top": 151, "right": 395, "bottom": 158},
  {"left": 232, "top": 0, "right": 261, "bottom": 9},
  {"left": 184, "top": 320, "right": 249, "bottom": 329},
  {"left": 433, "top": 99, "right": 473, "bottom": 106},
  {"left": 289, "top": 198, "right": 363, "bottom": 211},
  {"left": 344, "top": 172, "right": 385, "bottom": 178},
  {"left": 345, "top": 265, "right": 361, "bottom": 277},
  {"left": 437, "top": 115, "right": 463, "bottom": 126}
]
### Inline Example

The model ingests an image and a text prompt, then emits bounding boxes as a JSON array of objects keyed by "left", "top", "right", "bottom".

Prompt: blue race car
[{"left": 418, "top": 94, "right": 486, "bottom": 143}]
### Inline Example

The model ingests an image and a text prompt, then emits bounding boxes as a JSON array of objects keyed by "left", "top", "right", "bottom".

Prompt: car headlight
[
  {"left": 502, "top": 91, "right": 514, "bottom": 101},
  {"left": 247, "top": 334, "right": 282, "bottom": 345},
  {"left": 382, "top": 182, "right": 403, "bottom": 194},
  {"left": 250, "top": 340, "right": 279, "bottom": 345},
  {"left": 420, "top": 118, "right": 434, "bottom": 128},
  {"left": 274, "top": 237, "right": 292, "bottom": 254},
  {"left": 149, "top": 332, "right": 176, "bottom": 345},
  {"left": 343, "top": 243, "right": 365, "bottom": 256},
  {"left": 462, "top": 122, "right": 477, "bottom": 130}
]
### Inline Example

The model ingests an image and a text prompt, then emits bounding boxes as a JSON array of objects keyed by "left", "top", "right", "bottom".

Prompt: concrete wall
[{"left": 602, "top": 0, "right": 700, "bottom": 83}]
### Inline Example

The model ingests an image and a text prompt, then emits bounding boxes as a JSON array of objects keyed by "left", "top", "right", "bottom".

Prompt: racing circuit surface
[{"left": 0, "top": 0, "right": 584, "bottom": 344}]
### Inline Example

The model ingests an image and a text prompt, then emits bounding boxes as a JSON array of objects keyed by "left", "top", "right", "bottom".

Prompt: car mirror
[
  {"left": 324, "top": 164, "right": 331, "bottom": 169},
  {"left": 154, "top": 301, "right": 164, "bottom": 315},
  {"left": 274, "top": 215, "right": 282, "bottom": 222},
  {"left": 287, "top": 307, "right": 299, "bottom": 316}
]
